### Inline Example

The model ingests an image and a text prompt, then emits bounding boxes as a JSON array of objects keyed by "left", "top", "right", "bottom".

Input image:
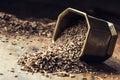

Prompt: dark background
[{"left": 0, "top": 0, "right": 120, "bottom": 31}]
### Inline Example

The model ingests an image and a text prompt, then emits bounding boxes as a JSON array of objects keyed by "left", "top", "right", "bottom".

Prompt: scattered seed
[
  {"left": 8, "top": 68, "right": 15, "bottom": 73},
  {"left": 95, "top": 76, "right": 103, "bottom": 80},
  {"left": 0, "top": 73, "right": 3, "bottom": 75},
  {"left": 9, "top": 53, "right": 12, "bottom": 55},
  {"left": 103, "top": 74, "right": 108, "bottom": 78},
  {"left": 21, "top": 47, "right": 24, "bottom": 49},
  {"left": 11, "top": 41, "right": 17, "bottom": 45},
  {"left": 14, "top": 75, "right": 18, "bottom": 78},
  {"left": 1, "top": 40, "right": 8, "bottom": 43},
  {"left": 46, "top": 32, "right": 52, "bottom": 38},
  {"left": 30, "top": 41, "right": 32, "bottom": 42},
  {"left": 82, "top": 77, "right": 87, "bottom": 80},
  {"left": 26, "top": 43, "right": 29, "bottom": 45},
  {"left": 56, "top": 72, "right": 69, "bottom": 77},
  {"left": 69, "top": 74, "right": 75, "bottom": 78},
  {"left": 45, "top": 74, "right": 49, "bottom": 78}
]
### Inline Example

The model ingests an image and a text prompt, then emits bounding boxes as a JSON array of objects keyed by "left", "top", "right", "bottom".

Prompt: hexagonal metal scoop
[{"left": 52, "top": 8, "right": 118, "bottom": 62}]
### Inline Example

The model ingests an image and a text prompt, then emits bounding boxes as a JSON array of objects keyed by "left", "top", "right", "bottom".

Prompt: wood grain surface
[{"left": 0, "top": 33, "right": 120, "bottom": 80}]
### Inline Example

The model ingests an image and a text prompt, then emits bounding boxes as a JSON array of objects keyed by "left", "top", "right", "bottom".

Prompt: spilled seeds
[
  {"left": 0, "top": 12, "right": 96, "bottom": 78},
  {"left": 18, "top": 20, "right": 89, "bottom": 77},
  {"left": 0, "top": 10, "right": 119, "bottom": 80}
]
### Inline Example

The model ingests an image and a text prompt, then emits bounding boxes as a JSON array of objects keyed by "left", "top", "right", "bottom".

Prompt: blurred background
[{"left": 0, "top": 0, "right": 120, "bottom": 31}]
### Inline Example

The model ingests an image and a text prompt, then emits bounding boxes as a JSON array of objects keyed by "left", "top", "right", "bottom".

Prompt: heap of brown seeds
[
  {"left": 0, "top": 12, "right": 55, "bottom": 38},
  {"left": 18, "top": 20, "right": 89, "bottom": 77}
]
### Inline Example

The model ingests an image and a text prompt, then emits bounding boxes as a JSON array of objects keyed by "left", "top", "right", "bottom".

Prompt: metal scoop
[{"left": 52, "top": 8, "right": 118, "bottom": 62}]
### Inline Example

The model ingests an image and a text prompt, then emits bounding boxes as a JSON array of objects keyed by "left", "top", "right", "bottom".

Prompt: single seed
[
  {"left": 0, "top": 73, "right": 3, "bottom": 75},
  {"left": 14, "top": 75, "right": 18, "bottom": 78},
  {"left": 69, "top": 74, "right": 75, "bottom": 78},
  {"left": 9, "top": 53, "right": 12, "bottom": 55},
  {"left": 8, "top": 68, "right": 15, "bottom": 73}
]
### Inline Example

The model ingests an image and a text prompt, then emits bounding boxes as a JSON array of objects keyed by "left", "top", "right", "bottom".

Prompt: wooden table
[{"left": 0, "top": 33, "right": 120, "bottom": 80}]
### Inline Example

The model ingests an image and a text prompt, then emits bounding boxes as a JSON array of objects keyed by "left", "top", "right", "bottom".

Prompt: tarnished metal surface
[{"left": 53, "top": 8, "right": 118, "bottom": 62}]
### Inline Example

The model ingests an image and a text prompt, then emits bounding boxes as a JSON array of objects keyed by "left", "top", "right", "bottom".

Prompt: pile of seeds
[
  {"left": 0, "top": 12, "right": 55, "bottom": 38},
  {"left": 18, "top": 20, "right": 89, "bottom": 77}
]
